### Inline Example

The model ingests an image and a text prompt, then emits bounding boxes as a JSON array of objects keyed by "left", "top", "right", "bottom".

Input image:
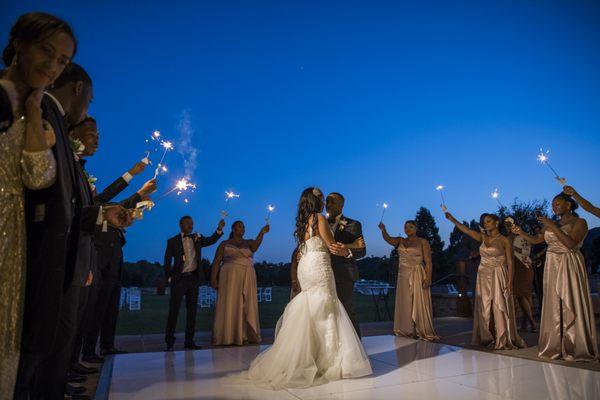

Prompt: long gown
[
  {"left": 212, "top": 243, "right": 261, "bottom": 345},
  {"left": 0, "top": 117, "right": 56, "bottom": 399},
  {"left": 394, "top": 243, "right": 439, "bottom": 340},
  {"left": 538, "top": 224, "right": 598, "bottom": 361},
  {"left": 244, "top": 228, "right": 372, "bottom": 389},
  {"left": 472, "top": 238, "right": 526, "bottom": 349}
]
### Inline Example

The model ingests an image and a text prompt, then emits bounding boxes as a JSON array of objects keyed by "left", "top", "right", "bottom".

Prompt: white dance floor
[{"left": 107, "top": 335, "right": 599, "bottom": 399}]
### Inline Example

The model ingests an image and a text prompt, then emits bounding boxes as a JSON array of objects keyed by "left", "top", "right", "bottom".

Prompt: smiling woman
[{"left": 0, "top": 12, "right": 77, "bottom": 399}]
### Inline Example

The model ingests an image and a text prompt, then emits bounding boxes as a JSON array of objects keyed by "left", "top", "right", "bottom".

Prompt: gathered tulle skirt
[{"left": 241, "top": 250, "right": 372, "bottom": 389}]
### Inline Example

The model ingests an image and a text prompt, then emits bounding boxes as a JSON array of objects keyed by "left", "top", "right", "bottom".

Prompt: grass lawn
[{"left": 116, "top": 286, "right": 396, "bottom": 335}]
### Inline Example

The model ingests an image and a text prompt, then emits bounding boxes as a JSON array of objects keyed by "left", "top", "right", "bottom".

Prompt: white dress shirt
[{"left": 181, "top": 233, "right": 198, "bottom": 273}]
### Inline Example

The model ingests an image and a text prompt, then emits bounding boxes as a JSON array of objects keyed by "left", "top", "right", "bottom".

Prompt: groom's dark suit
[
  {"left": 330, "top": 215, "right": 366, "bottom": 337},
  {"left": 164, "top": 231, "right": 222, "bottom": 346}
]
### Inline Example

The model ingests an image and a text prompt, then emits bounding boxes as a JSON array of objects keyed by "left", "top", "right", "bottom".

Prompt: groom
[{"left": 326, "top": 192, "right": 366, "bottom": 338}]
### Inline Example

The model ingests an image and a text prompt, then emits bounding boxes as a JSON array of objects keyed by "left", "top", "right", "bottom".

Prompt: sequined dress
[{"left": 0, "top": 117, "right": 56, "bottom": 399}]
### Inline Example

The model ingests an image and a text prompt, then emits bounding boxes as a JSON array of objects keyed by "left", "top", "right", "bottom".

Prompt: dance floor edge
[{"left": 105, "top": 335, "right": 600, "bottom": 400}]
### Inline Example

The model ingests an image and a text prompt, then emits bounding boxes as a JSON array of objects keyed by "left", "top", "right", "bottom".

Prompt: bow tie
[{"left": 184, "top": 234, "right": 195, "bottom": 239}]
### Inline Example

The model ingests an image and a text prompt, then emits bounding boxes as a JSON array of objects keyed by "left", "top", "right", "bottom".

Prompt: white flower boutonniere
[
  {"left": 86, "top": 174, "right": 97, "bottom": 191},
  {"left": 338, "top": 219, "right": 348, "bottom": 231},
  {"left": 69, "top": 137, "right": 86, "bottom": 156}
]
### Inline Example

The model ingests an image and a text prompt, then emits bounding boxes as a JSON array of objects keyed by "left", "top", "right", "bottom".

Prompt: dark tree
[{"left": 414, "top": 207, "right": 449, "bottom": 280}]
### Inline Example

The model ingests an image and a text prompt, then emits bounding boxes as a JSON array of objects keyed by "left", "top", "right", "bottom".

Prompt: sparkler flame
[
  {"left": 537, "top": 149, "right": 549, "bottom": 164},
  {"left": 491, "top": 189, "right": 500, "bottom": 199},
  {"left": 175, "top": 178, "right": 196, "bottom": 192},
  {"left": 225, "top": 191, "right": 240, "bottom": 200},
  {"left": 268, "top": 205, "right": 275, "bottom": 212},
  {"left": 436, "top": 185, "right": 444, "bottom": 191}
]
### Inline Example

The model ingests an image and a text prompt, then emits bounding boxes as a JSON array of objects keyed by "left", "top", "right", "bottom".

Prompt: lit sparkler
[
  {"left": 537, "top": 148, "right": 566, "bottom": 184},
  {"left": 221, "top": 191, "right": 240, "bottom": 218},
  {"left": 266, "top": 204, "right": 275, "bottom": 223},
  {"left": 436, "top": 185, "right": 447, "bottom": 211}
]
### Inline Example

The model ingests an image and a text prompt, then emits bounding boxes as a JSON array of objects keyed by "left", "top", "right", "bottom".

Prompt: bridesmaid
[
  {"left": 211, "top": 221, "right": 269, "bottom": 345},
  {"left": 378, "top": 220, "right": 438, "bottom": 341},
  {"left": 512, "top": 193, "right": 598, "bottom": 361},
  {"left": 0, "top": 12, "right": 75, "bottom": 398},
  {"left": 445, "top": 212, "right": 526, "bottom": 350}
]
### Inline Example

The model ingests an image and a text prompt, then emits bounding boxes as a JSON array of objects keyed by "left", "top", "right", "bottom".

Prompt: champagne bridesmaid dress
[
  {"left": 472, "top": 238, "right": 526, "bottom": 349},
  {"left": 393, "top": 243, "right": 439, "bottom": 341},
  {"left": 212, "top": 243, "right": 261, "bottom": 345},
  {"left": 538, "top": 224, "right": 598, "bottom": 361}
]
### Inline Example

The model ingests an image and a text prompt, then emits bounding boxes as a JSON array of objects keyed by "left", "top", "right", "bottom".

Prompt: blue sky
[{"left": 3, "top": 1, "right": 599, "bottom": 263}]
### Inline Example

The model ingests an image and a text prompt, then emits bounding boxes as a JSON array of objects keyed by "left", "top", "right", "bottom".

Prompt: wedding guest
[
  {"left": 505, "top": 220, "right": 536, "bottom": 332},
  {"left": 17, "top": 60, "right": 132, "bottom": 400},
  {"left": 164, "top": 216, "right": 225, "bottom": 351},
  {"left": 530, "top": 225, "right": 547, "bottom": 311},
  {"left": 0, "top": 12, "right": 70, "bottom": 397},
  {"left": 563, "top": 185, "right": 600, "bottom": 218},
  {"left": 67, "top": 116, "right": 157, "bottom": 368},
  {"left": 445, "top": 212, "right": 526, "bottom": 350},
  {"left": 512, "top": 194, "right": 598, "bottom": 361},
  {"left": 378, "top": 221, "right": 438, "bottom": 341},
  {"left": 211, "top": 221, "right": 269, "bottom": 345}
]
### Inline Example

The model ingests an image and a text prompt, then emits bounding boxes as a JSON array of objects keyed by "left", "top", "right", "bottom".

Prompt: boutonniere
[
  {"left": 87, "top": 174, "right": 97, "bottom": 191},
  {"left": 69, "top": 137, "right": 86, "bottom": 156},
  {"left": 338, "top": 219, "right": 348, "bottom": 231}
]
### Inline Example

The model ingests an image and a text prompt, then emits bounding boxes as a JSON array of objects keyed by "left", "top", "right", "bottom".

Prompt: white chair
[
  {"left": 119, "top": 287, "right": 129, "bottom": 309},
  {"left": 263, "top": 287, "right": 272, "bottom": 302},
  {"left": 198, "top": 286, "right": 211, "bottom": 308},
  {"left": 128, "top": 287, "right": 141, "bottom": 311},
  {"left": 257, "top": 287, "right": 263, "bottom": 303}
]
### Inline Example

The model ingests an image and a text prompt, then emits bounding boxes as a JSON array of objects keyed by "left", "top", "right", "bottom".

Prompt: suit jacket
[
  {"left": 330, "top": 215, "right": 366, "bottom": 283},
  {"left": 93, "top": 175, "right": 142, "bottom": 283},
  {"left": 164, "top": 231, "right": 222, "bottom": 283},
  {"left": 22, "top": 94, "right": 100, "bottom": 354},
  {"left": 94, "top": 176, "right": 129, "bottom": 205}
]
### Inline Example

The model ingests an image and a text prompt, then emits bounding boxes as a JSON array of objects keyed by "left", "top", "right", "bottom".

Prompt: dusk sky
[{"left": 3, "top": 1, "right": 599, "bottom": 264}]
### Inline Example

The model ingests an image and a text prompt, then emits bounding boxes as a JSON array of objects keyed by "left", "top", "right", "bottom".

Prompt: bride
[{"left": 245, "top": 187, "right": 372, "bottom": 389}]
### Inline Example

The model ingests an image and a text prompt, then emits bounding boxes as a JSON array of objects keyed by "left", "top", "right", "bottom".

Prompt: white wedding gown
[{"left": 245, "top": 228, "right": 372, "bottom": 389}]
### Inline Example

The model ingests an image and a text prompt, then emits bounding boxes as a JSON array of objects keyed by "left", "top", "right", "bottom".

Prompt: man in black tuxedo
[
  {"left": 326, "top": 193, "right": 366, "bottom": 338},
  {"left": 16, "top": 63, "right": 132, "bottom": 400},
  {"left": 164, "top": 216, "right": 225, "bottom": 350},
  {"left": 65, "top": 116, "right": 156, "bottom": 371}
]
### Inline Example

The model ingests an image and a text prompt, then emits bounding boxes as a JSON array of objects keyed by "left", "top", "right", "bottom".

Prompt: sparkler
[
  {"left": 266, "top": 204, "right": 275, "bottom": 223},
  {"left": 436, "top": 185, "right": 447, "bottom": 211},
  {"left": 221, "top": 191, "right": 240, "bottom": 218},
  {"left": 491, "top": 188, "right": 504, "bottom": 208},
  {"left": 153, "top": 140, "right": 174, "bottom": 179},
  {"left": 155, "top": 177, "right": 197, "bottom": 202},
  {"left": 537, "top": 148, "right": 566, "bottom": 184},
  {"left": 379, "top": 203, "right": 389, "bottom": 222}
]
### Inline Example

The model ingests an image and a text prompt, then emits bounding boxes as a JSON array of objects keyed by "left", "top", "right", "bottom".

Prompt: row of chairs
[
  {"left": 198, "top": 286, "right": 273, "bottom": 308},
  {"left": 119, "top": 286, "right": 274, "bottom": 311},
  {"left": 119, "top": 287, "right": 141, "bottom": 311}
]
